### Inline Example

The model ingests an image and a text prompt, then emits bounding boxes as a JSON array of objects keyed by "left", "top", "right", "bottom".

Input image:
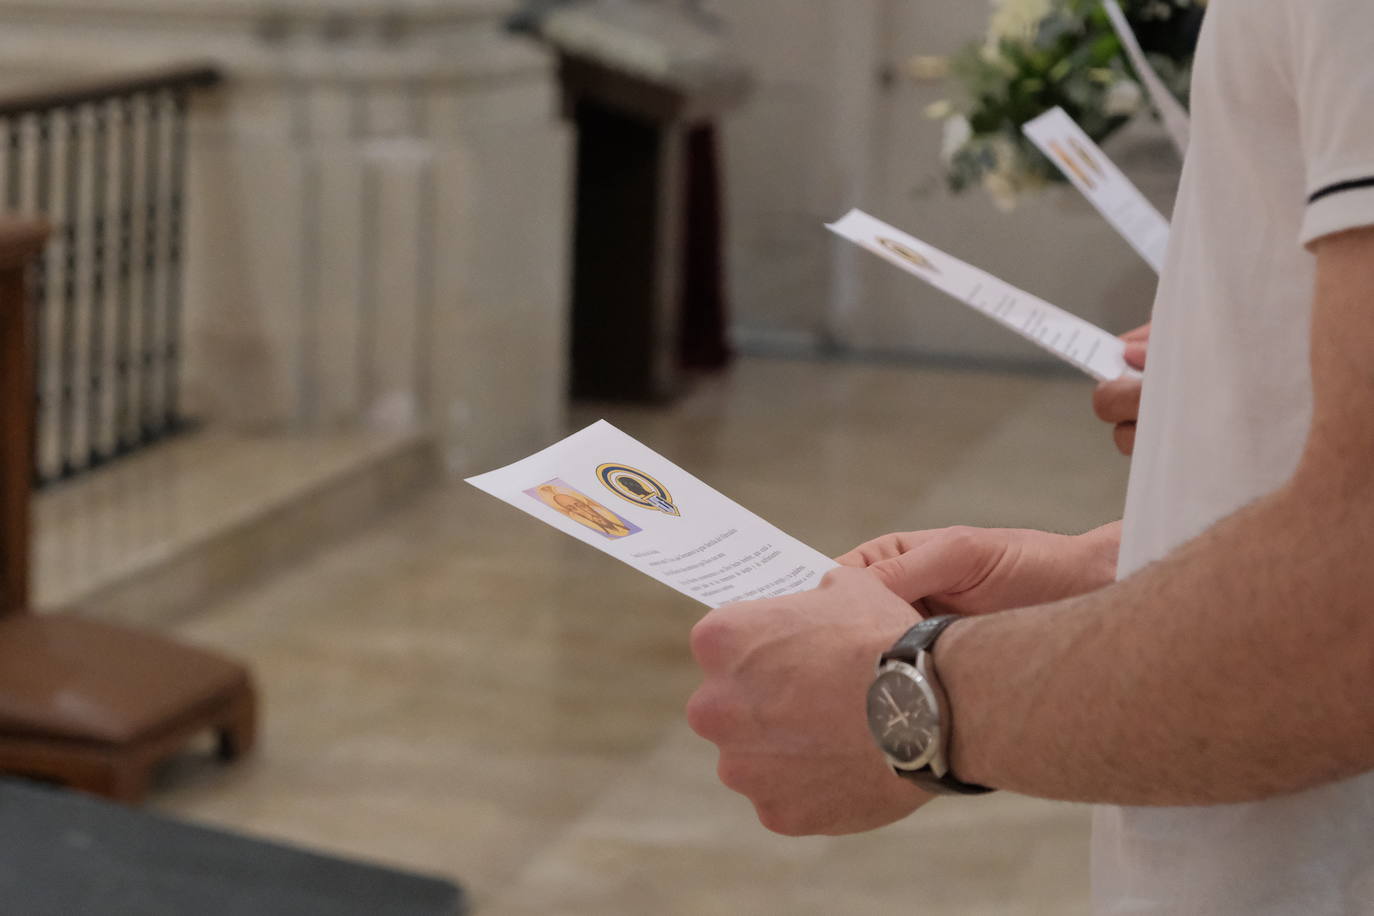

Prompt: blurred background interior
[{"left": 0, "top": 0, "right": 1174, "bottom": 913}]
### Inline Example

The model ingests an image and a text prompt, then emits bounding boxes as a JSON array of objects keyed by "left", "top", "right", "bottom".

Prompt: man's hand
[
  {"left": 687, "top": 567, "right": 931, "bottom": 836},
  {"left": 837, "top": 524, "right": 1121, "bottom": 617},
  {"left": 918, "top": 229, "right": 1374, "bottom": 805},
  {"left": 1094, "top": 322, "right": 1150, "bottom": 455}
]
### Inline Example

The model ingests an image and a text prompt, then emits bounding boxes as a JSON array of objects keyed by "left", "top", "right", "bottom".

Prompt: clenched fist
[{"left": 687, "top": 567, "right": 931, "bottom": 836}]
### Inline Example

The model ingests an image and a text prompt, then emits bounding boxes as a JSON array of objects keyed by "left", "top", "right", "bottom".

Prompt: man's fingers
[
  {"left": 1121, "top": 322, "right": 1152, "bottom": 343},
  {"left": 835, "top": 530, "right": 945, "bottom": 568},
  {"left": 1114, "top": 422, "right": 1137, "bottom": 456},
  {"left": 867, "top": 529, "right": 998, "bottom": 604},
  {"left": 836, "top": 536, "right": 912, "bottom": 568},
  {"left": 834, "top": 547, "right": 871, "bottom": 568},
  {"left": 1121, "top": 322, "right": 1150, "bottom": 368},
  {"left": 1124, "top": 339, "right": 1148, "bottom": 370},
  {"left": 1094, "top": 379, "right": 1144, "bottom": 425},
  {"left": 1099, "top": 332, "right": 1144, "bottom": 453},
  {"left": 690, "top": 611, "right": 740, "bottom": 673},
  {"left": 687, "top": 687, "right": 749, "bottom": 743}
]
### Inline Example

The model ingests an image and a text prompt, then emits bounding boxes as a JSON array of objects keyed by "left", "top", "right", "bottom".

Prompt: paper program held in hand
[
  {"left": 467, "top": 421, "right": 837, "bottom": 609},
  {"left": 1102, "top": 0, "right": 1191, "bottom": 157},
  {"left": 1022, "top": 107, "right": 1171, "bottom": 274},
  {"left": 827, "top": 209, "right": 1139, "bottom": 382}
]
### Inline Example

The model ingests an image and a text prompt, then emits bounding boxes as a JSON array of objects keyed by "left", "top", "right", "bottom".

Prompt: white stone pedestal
[{"left": 0, "top": 0, "right": 572, "bottom": 472}]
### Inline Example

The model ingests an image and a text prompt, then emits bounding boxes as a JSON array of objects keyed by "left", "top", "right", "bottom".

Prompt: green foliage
[{"left": 942, "top": 0, "right": 1204, "bottom": 205}]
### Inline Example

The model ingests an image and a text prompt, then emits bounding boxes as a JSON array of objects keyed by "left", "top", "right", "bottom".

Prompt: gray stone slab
[{"left": 0, "top": 779, "right": 465, "bottom": 916}]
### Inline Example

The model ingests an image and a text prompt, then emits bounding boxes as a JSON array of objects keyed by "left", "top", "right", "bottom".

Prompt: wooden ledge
[{"left": 0, "top": 64, "right": 221, "bottom": 119}]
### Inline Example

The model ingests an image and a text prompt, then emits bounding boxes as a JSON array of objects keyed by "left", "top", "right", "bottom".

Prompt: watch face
[{"left": 867, "top": 664, "right": 940, "bottom": 769}]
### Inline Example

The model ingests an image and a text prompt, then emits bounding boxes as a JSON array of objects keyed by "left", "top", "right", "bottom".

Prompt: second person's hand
[
  {"left": 836, "top": 524, "right": 1122, "bottom": 617},
  {"left": 1094, "top": 322, "right": 1150, "bottom": 455}
]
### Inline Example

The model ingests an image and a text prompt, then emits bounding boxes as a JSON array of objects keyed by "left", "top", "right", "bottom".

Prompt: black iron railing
[{"left": 0, "top": 64, "right": 221, "bottom": 487}]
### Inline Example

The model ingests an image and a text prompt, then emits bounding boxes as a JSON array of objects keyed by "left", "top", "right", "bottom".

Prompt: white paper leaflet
[
  {"left": 1023, "top": 107, "right": 1171, "bottom": 273},
  {"left": 466, "top": 421, "right": 838, "bottom": 609},
  {"left": 827, "top": 209, "right": 1137, "bottom": 382},
  {"left": 1102, "top": 0, "right": 1191, "bottom": 157}
]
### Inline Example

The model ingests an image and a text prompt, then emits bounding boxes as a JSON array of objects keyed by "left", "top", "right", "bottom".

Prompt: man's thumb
[{"left": 868, "top": 539, "right": 975, "bottom": 605}]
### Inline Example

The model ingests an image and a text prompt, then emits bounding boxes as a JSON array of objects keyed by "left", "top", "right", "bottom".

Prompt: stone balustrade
[{"left": 0, "top": 0, "right": 572, "bottom": 472}]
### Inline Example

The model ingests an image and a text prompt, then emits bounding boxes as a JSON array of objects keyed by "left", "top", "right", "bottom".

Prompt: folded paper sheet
[
  {"left": 827, "top": 209, "right": 1138, "bottom": 382},
  {"left": 1023, "top": 107, "right": 1171, "bottom": 273},
  {"left": 467, "top": 421, "right": 837, "bottom": 608},
  {"left": 1102, "top": 0, "right": 1191, "bottom": 157}
]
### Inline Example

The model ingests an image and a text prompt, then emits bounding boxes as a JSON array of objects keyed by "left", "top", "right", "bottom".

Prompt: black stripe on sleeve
[{"left": 1309, "top": 176, "right": 1374, "bottom": 205}]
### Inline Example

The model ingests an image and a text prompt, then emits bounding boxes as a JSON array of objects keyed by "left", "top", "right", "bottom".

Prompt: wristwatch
[{"left": 866, "top": 615, "right": 993, "bottom": 796}]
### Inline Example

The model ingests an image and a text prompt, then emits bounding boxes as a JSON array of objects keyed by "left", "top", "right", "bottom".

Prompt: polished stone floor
[
  {"left": 155, "top": 356, "right": 1132, "bottom": 915},
  {"left": 34, "top": 427, "right": 433, "bottom": 616}
]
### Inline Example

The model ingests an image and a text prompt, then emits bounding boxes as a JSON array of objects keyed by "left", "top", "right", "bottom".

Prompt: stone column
[{"left": 0, "top": 0, "right": 572, "bottom": 472}]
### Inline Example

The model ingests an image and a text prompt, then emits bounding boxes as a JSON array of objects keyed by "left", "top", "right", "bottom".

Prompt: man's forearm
[{"left": 936, "top": 471, "right": 1374, "bottom": 806}]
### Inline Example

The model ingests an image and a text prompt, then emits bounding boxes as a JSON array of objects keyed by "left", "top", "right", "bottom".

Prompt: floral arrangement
[{"left": 933, "top": 0, "right": 1206, "bottom": 208}]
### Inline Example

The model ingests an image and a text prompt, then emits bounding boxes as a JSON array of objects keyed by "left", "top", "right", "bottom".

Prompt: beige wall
[
  {"left": 714, "top": 0, "right": 880, "bottom": 350},
  {"left": 716, "top": 0, "right": 1177, "bottom": 366},
  {"left": 0, "top": 0, "right": 1178, "bottom": 419}
]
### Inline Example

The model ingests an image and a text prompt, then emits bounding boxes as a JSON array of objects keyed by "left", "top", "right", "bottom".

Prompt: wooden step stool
[
  {"left": 0, "top": 614, "right": 257, "bottom": 802},
  {"left": 0, "top": 218, "right": 257, "bottom": 803}
]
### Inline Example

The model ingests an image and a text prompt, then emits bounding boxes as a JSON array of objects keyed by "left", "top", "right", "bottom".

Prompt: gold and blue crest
[{"left": 596, "top": 463, "right": 680, "bottom": 517}]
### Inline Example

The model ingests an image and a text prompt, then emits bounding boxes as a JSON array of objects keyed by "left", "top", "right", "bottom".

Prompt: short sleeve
[{"left": 1292, "top": 0, "right": 1374, "bottom": 246}]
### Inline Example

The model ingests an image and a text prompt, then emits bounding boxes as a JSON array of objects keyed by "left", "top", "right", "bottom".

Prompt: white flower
[
  {"left": 1104, "top": 79, "right": 1144, "bottom": 116},
  {"left": 906, "top": 55, "right": 950, "bottom": 81},
  {"left": 925, "top": 99, "right": 955, "bottom": 120},
  {"left": 983, "top": 170, "right": 1021, "bottom": 212},
  {"left": 941, "top": 115, "right": 973, "bottom": 163},
  {"left": 986, "top": 0, "right": 1053, "bottom": 47},
  {"left": 981, "top": 135, "right": 1045, "bottom": 210},
  {"left": 1139, "top": 0, "right": 1173, "bottom": 20}
]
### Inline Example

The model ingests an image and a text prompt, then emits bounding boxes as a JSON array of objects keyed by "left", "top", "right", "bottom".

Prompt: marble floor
[{"left": 154, "top": 356, "right": 1132, "bottom": 915}]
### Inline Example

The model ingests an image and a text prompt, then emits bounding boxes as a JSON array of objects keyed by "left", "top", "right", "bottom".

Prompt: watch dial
[{"left": 867, "top": 667, "right": 939, "bottom": 767}]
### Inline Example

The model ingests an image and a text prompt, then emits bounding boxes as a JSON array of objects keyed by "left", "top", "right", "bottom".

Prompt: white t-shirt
[{"left": 1103, "top": 0, "right": 1374, "bottom": 912}]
